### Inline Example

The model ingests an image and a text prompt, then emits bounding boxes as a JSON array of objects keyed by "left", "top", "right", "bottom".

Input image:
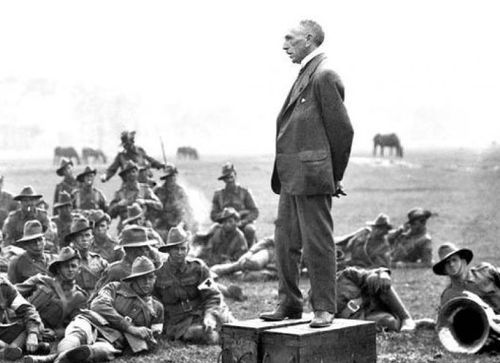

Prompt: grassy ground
[{"left": 2, "top": 147, "right": 500, "bottom": 362}]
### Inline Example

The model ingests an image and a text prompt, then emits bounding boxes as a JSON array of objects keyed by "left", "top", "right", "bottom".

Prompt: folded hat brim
[
  {"left": 121, "top": 265, "right": 161, "bottom": 281},
  {"left": 432, "top": 249, "right": 473, "bottom": 275},
  {"left": 16, "top": 232, "right": 45, "bottom": 243},
  {"left": 14, "top": 194, "right": 42, "bottom": 201},
  {"left": 114, "top": 240, "right": 157, "bottom": 251},
  {"left": 64, "top": 226, "right": 92, "bottom": 243}
]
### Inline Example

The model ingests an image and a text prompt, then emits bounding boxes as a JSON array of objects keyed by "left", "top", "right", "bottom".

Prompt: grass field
[{"left": 2, "top": 147, "right": 500, "bottom": 362}]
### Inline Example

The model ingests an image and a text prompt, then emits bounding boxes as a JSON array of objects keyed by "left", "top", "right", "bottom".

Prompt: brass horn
[{"left": 437, "top": 291, "right": 500, "bottom": 354}]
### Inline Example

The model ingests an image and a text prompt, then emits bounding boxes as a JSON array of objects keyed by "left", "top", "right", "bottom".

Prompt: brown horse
[
  {"left": 53, "top": 146, "right": 80, "bottom": 165},
  {"left": 176, "top": 146, "right": 199, "bottom": 160},
  {"left": 82, "top": 147, "right": 107, "bottom": 164},
  {"left": 373, "top": 133, "right": 403, "bottom": 157}
]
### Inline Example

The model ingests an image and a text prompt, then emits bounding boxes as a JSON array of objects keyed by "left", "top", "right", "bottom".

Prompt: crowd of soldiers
[{"left": 0, "top": 131, "right": 496, "bottom": 360}]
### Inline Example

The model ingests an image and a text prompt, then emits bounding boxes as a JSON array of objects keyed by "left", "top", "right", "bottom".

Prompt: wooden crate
[
  {"left": 261, "top": 319, "right": 376, "bottom": 363},
  {"left": 220, "top": 314, "right": 313, "bottom": 363}
]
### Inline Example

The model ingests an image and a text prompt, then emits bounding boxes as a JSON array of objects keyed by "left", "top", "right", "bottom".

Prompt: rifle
[{"left": 159, "top": 136, "right": 167, "bottom": 167}]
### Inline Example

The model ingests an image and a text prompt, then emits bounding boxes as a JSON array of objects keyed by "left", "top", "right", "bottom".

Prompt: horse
[
  {"left": 176, "top": 146, "right": 199, "bottom": 160},
  {"left": 81, "top": 147, "right": 107, "bottom": 164},
  {"left": 373, "top": 133, "right": 404, "bottom": 157},
  {"left": 53, "top": 146, "right": 80, "bottom": 165}
]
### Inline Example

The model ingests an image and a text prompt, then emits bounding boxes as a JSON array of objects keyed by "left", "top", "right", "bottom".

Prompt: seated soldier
[
  {"left": 0, "top": 276, "right": 47, "bottom": 361},
  {"left": 433, "top": 242, "right": 500, "bottom": 313},
  {"left": 211, "top": 162, "right": 259, "bottom": 247},
  {"left": 389, "top": 207, "right": 434, "bottom": 268},
  {"left": 210, "top": 235, "right": 276, "bottom": 280},
  {"left": 25, "top": 256, "right": 163, "bottom": 363},
  {"left": 8, "top": 220, "right": 55, "bottom": 284},
  {"left": 93, "top": 226, "right": 164, "bottom": 294},
  {"left": 72, "top": 166, "right": 107, "bottom": 213},
  {"left": 64, "top": 217, "right": 108, "bottom": 295},
  {"left": 196, "top": 207, "right": 248, "bottom": 267},
  {"left": 335, "top": 264, "right": 416, "bottom": 332},
  {"left": 336, "top": 213, "right": 392, "bottom": 269},
  {"left": 88, "top": 210, "right": 122, "bottom": 262},
  {"left": 16, "top": 247, "right": 88, "bottom": 340},
  {"left": 155, "top": 226, "right": 235, "bottom": 344},
  {"left": 51, "top": 191, "right": 74, "bottom": 250},
  {"left": 122, "top": 203, "right": 164, "bottom": 246},
  {"left": 108, "top": 161, "right": 162, "bottom": 233}
]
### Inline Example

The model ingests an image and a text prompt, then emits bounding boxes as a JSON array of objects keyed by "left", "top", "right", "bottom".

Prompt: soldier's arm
[
  {"left": 91, "top": 282, "right": 133, "bottom": 332},
  {"left": 99, "top": 190, "right": 108, "bottom": 213},
  {"left": 1, "top": 279, "right": 43, "bottom": 335},
  {"left": 2, "top": 214, "right": 15, "bottom": 246},
  {"left": 103, "top": 154, "right": 121, "bottom": 182},
  {"left": 14, "top": 274, "right": 42, "bottom": 297},
  {"left": 197, "top": 262, "right": 223, "bottom": 314},
  {"left": 141, "top": 148, "right": 164, "bottom": 170},
  {"left": 229, "top": 233, "right": 248, "bottom": 261},
  {"left": 142, "top": 187, "right": 162, "bottom": 211},
  {"left": 108, "top": 191, "right": 126, "bottom": 219},
  {"left": 53, "top": 184, "right": 60, "bottom": 213},
  {"left": 210, "top": 192, "right": 222, "bottom": 222},
  {"left": 242, "top": 189, "right": 259, "bottom": 223},
  {"left": 7, "top": 256, "right": 21, "bottom": 284}
]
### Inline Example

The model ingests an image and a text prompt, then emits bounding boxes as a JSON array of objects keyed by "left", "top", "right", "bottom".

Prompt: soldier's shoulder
[
  {"left": 6, "top": 209, "right": 21, "bottom": 219},
  {"left": 186, "top": 256, "right": 208, "bottom": 268},
  {"left": 471, "top": 262, "right": 496, "bottom": 272}
]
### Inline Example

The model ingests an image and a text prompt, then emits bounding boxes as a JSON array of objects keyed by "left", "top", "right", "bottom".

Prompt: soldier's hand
[
  {"left": 136, "top": 198, "right": 146, "bottom": 206},
  {"left": 100, "top": 174, "right": 107, "bottom": 183},
  {"left": 333, "top": 180, "right": 346, "bottom": 198},
  {"left": 203, "top": 313, "right": 217, "bottom": 331},
  {"left": 26, "top": 332, "right": 39, "bottom": 353},
  {"left": 128, "top": 326, "right": 154, "bottom": 340}
]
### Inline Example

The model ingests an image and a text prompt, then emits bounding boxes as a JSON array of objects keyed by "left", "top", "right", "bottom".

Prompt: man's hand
[
  {"left": 25, "top": 332, "right": 39, "bottom": 353},
  {"left": 100, "top": 174, "right": 107, "bottom": 183},
  {"left": 203, "top": 313, "right": 217, "bottom": 332},
  {"left": 333, "top": 180, "right": 347, "bottom": 198},
  {"left": 127, "top": 326, "right": 154, "bottom": 340}
]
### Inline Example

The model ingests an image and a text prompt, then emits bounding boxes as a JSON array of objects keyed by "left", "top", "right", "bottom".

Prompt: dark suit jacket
[{"left": 272, "top": 53, "right": 354, "bottom": 195}]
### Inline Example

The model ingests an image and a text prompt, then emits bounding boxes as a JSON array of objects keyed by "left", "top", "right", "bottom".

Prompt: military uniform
[
  {"left": 91, "top": 233, "right": 123, "bottom": 263},
  {"left": 76, "top": 252, "right": 109, "bottom": 294},
  {"left": 103, "top": 146, "right": 164, "bottom": 182},
  {"left": 51, "top": 213, "right": 73, "bottom": 249},
  {"left": 16, "top": 274, "right": 88, "bottom": 331},
  {"left": 336, "top": 266, "right": 412, "bottom": 331},
  {"left": 210, "top": 184, "right": 259, "bottom": 245},
  {"left": 200, "top": 225, "right": 248, "bottom": 266},
  {"left": 53, "top": 177, "right": 78, "bottom": 212},
  {"left": 154, "top": 256, "right": 232, "bottom": 340},
  {"left": 72, "top": 186, "right": 108, "bottom": 213},
  {"left": 440, "top": 262, "right": 500, "bottom": 313},
  {"left": 108, "top": 182, "right": 162, "bottom": 230},
  {"left": 0, "top": 276, "right": 43, "bottom": 344},
  {"left": 0, "top": 190, "right": 18, "bottom": 228},
  {"left": 343, "top": 227, "right": 391, "bottom": 269},
  {"left": 8, "top": 251, "right": 55, "bottom": 284},
  {"left": 154, "top": 183, "right": 196, "bottom": 235},
  {"left": 2, "top": 209, "right": 52, "bottom": 246},
  {"left": 389, "top": 228, "right": 432, "bottom": 266}
]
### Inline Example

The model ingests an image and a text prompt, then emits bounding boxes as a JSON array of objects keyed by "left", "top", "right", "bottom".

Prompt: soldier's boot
[
  {"left": 210, "top": 261, "right": 241, "bottom": 277},
  {"left": 23, "top": 353, "right": 58, "bottom": 363}
]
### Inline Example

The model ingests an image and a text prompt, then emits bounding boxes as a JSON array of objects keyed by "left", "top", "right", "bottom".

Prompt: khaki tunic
[
  {"left": 210, "top": 184, "right": 259, "bottom": 226},
  {"left": 8, "top": 251, "right": 55, "bottom": 284},
  {"left": 2, "top": 208, "right": 52, "bottom": 246}
]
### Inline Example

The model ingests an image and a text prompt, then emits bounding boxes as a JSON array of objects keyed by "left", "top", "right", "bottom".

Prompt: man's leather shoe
[
  {"left": 309, "top": 311, "right": 334, "bottom": 328},
  {"left": 260, "top": 307, "right": 302, "bottom": 321}
]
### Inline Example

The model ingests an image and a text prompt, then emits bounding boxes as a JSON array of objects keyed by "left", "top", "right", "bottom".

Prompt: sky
[{"left": 0, "top": 0, "right": 499, "bottom": 157}]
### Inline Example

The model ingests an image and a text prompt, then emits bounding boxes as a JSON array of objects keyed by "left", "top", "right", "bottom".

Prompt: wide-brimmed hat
[
  {"left": 76, "top": 166, "right": 97, "bottom": 182},
  {"left": 123, "top": 203, "right": 144, "bottom": 225},
  {"left": 64, "top": 217, "right": 92, "bottom": 243},
  {"left": 432, "top": 242, "right": 473, "bottom": 276},
  {"left": 122, "top": 256, "right": 159, "bottom": 281},
  {"left": 115, "top": 226, "right": 157, "bottom": 250},
  {"left": 366, "top": 213, "right": 393, "bottom": 229},
  {"left": 218, "top": 207, "right": 240, "bottom": 223},
  {"left": 159, "top": 162, "right": 178, "bottom": 180},
  {"left": 56, "top": 158, "right": 73, "bottom": 176},
  {"left": 14, "top": 186, "right": 42, "bottom": 201},
  {"left": 159, "top": 226, "right": 191, "bottom": 252},
  {"left": 88, "top": 209, "right": 111, "bottom": 227},
  {"left": 217, "top": 162, "right": 236, "bottom": 180},
  {"left": 118, "top": 161, "right": 139, "bottom": 178},
  {"left": 54, "top": 191, "right": 73, "bottom": 209},
  {"left": 16, "top": 220, "right": 45, "bottom": 243},
  {"left": 48, "top": 247, "right": 81, "bottom": 275},
  {"left": 407, "top": 207, "right": 432, "bottom": 223}
]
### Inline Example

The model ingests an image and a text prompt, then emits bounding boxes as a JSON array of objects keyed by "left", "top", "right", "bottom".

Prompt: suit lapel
[{"left": 279, "top": 53, "right": 327, "bottom": 118}]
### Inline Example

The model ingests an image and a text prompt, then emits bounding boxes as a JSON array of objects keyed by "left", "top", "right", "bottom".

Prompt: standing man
[
  {"left": 53, "top": 158, "right": 78, "bottom": 215},
  {"left": 72, "top": 165, "right": 108, "bottom": 213},
  {"left": 260, "top": 20, "right": 354, "bottom": 328}
]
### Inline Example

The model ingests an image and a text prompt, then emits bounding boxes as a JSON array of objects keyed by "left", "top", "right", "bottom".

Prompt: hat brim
[
  {"left": 114, "top": 240, "right": 157, "bottom": 251},
  {"left": 76, "top": 170, "right": 97, "bottom": 182},
  {"left": 432, "top": 249, "right": 473, "bottom": 275},
  {"left": 160, "top": 172, "right": 177, "bottom": 180},
  {"left": 122, "top": 212, "right": 145, "bottom": 226},
  {"left": 64, "top": 226, "right": 92, "bottom": 243},
  {"left": 56, "top": 161, "right": 73, "bottom": 176},
  {"left": 119, "top": 167, "right": 138, "bottom": 178},
  {"left": 366, "top": 221, "right": 393, "bottom": 229},
  {"left": 48, "top": 256, "right": 81, "bottom": 275},
  {"left": 158, "top": 239, "right": 189, "bottom": 252},
  {"left": 121, "top": 265, "right": 161, "bottom": 281},
  {"left": 13, "top": 194, "right": 42, "bottom": 201},
  {"left": 93, "top": 214, "right": 111, "bottom": 226},
  {"left": 16, "top": 232, "right": 45, "bottom": 243},
  {"left": 54, "top": 201, "right": 72, "bottom": 209}
]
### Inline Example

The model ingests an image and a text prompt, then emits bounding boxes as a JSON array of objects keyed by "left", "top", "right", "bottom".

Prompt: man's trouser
[{"left": 275, "top": 192, "right": 336, "bottom": 313}]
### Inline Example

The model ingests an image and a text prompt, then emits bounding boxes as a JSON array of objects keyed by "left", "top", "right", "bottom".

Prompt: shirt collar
[{"left": 300, "top": 47, "right": 323, "bottom": 69}]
